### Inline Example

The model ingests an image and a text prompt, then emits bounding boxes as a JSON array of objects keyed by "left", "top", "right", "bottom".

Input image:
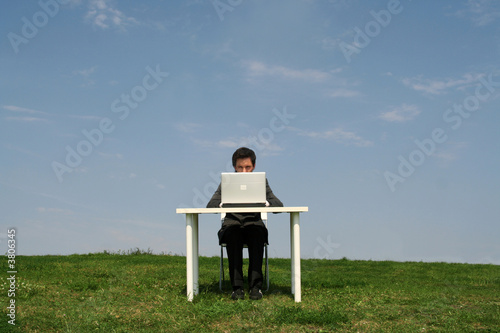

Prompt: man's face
[{"left": 234, "top": 157, "right": 255, "bottom": 173}]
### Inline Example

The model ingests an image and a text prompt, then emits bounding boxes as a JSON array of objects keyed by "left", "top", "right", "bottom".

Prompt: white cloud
[
  {"left": 68, "top": 115, "right": 102, "bottom": 121},
  {"left": 453, "top": 0, "right": 500, "bottom": 26},
  {"left": 71, "top": 66, "right": 97, "bottom": 86},
  {"left": 5, "top": 116, "right": 50, "bottom": 123},
  {"left": 379, "top": 104, "right": 421, "bottom": 122},
  {"left": 434, "top": 141, "right": 469, "bottom": 167},
  {"left": 3, "top": 143, "right": 47, "bottom": 159},
  {"left": 98, "top": 152, "right": 123, "bottom": 159},
  {"left": 217, "top": 140, "right": 239, "bottom": 148},
  {"left": 85, "top": 0, "right": 139, "bottom": 31},
  {"left": 3, "top": 105, "right": 51, "bottom": 123},
  {"left": 256, "top": 143, "right": 285, "bottom": 156},
  {"left": 294, "top": 127, "right": 373, "bottom": 147},
  {"left": 191, "top": 137, "right": 242, "bottom": 149},
  {"left": 72, "top": 66, "right": 96, "bottom": 77},
  {"left": 320, "top": 36, "right": 341, "bottom": 50},
  {"left": 174, "top": 122, "right": 203, "bottom": 133},
  {"left": 2, "top": 105, "right": 47, "bottom": 115},
  {"left": 402, "top": 73, "right": 482, "bottom": 95},
  {"left": 242, "top": 60, "right": 330, "bottom": 82},
  {"left": 37, "top": 207, "right": 74, "bottom": 215},
  {"left": 190, "top": 136, "right": 285, "bottom": 154}
]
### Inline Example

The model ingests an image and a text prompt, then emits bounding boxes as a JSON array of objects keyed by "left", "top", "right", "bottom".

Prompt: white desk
[{"left": 176, "top": 207, "right": 308, "bottom": 302}]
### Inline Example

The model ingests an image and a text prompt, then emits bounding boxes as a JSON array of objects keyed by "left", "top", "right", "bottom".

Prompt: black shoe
[
  {"left": 249, "top": 287, "right": 263, "bottom": 300},
  {"left": 231, "top": 288, "right": 244, "bottom": 300}
]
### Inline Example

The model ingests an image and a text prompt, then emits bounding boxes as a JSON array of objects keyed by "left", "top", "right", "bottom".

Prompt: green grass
[{"left": 1, "top": 251, "right": 499, "bottom": 332}]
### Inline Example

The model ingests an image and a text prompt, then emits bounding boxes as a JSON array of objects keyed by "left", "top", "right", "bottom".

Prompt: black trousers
[{"left": 223, "top": 224, "right": 266, "bottom": 290}]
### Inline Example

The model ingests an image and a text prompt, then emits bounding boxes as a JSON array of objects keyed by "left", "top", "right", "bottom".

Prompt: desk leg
[
  {"left": 186, "top": 213, "right": 199, "bottom": 301},
  {"left": 193, "top": 213, "right": 199, "bottom": 296},
  {"left": 290, "top": 212, "right": 301, "bottom": 302},
  {"left": 290, "top": 216, "right": 295, "bottom": 295}
]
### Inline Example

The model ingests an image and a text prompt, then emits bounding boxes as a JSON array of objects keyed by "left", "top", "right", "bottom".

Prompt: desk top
[{"left": 176, "top": 207, "right": 308, "bottom": 214}]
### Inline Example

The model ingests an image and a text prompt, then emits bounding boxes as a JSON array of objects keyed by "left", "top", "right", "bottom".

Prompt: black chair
[{"left": 219, "top": 212, "right": 269, "bottom": 292}]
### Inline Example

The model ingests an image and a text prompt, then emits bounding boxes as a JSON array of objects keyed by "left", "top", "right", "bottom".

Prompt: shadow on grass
[{"left": 181, "top": 280, "right": 296, "bottom": 301}]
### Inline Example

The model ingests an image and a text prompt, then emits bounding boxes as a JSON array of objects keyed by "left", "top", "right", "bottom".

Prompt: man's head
[{"left": 232, "top": 147, "right": 256, "bottom": 173}]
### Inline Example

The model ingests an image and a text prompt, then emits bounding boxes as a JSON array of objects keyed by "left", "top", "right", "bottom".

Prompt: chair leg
[
  {"left": 219, "top": 246, "right": 224, "bottom": 291},
  {"left": 220, "top": 244, "right": 268, "bottom": 292},
  {"left": 264, "top": 244, "right": 269, "bottom": 292}
]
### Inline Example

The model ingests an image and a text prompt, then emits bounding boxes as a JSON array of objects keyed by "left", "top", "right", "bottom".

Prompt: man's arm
[
  {"left": 206, "top": 184, "right": 222, "bottom": 208},
  {"left": 266, "top": 179, "right": 283, "bottom": 207}
]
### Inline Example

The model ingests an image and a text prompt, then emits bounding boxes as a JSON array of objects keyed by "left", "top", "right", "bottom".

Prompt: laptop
[{"left": 221, "top": 172, "right": 266, "bottom": 207}]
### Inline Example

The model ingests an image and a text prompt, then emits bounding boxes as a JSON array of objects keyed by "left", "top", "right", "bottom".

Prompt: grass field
[{"left": 1, "top": 250, "right": 499, "bottom": 332}]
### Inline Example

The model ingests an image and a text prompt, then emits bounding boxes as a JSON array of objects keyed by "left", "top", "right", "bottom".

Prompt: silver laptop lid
[{"left": 221, "top": 172, "right": 266, "bottom": 206}]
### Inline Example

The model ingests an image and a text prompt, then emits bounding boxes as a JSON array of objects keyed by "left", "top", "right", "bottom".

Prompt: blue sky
[{"left": 1, "top": 0, "right": 499, "bottom": 264}]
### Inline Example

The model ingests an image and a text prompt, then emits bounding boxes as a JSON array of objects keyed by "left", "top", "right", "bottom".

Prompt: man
[{"left": 207, "top": 147, "right": 283, "bottom": 300}]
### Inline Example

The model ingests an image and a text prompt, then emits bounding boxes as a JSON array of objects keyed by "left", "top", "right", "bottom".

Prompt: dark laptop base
[{"left": 221, "top": 203, "right": 266, "bottom": 208}]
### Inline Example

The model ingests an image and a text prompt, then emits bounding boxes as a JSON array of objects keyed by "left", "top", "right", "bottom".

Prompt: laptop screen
[{"left": 221, "top": 172, "right": 266, "bottom": 207}]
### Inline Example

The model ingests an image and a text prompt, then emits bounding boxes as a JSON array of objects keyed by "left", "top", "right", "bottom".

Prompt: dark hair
[{"left": 232, "top": 147, "right": 256, "bottom": 167}]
